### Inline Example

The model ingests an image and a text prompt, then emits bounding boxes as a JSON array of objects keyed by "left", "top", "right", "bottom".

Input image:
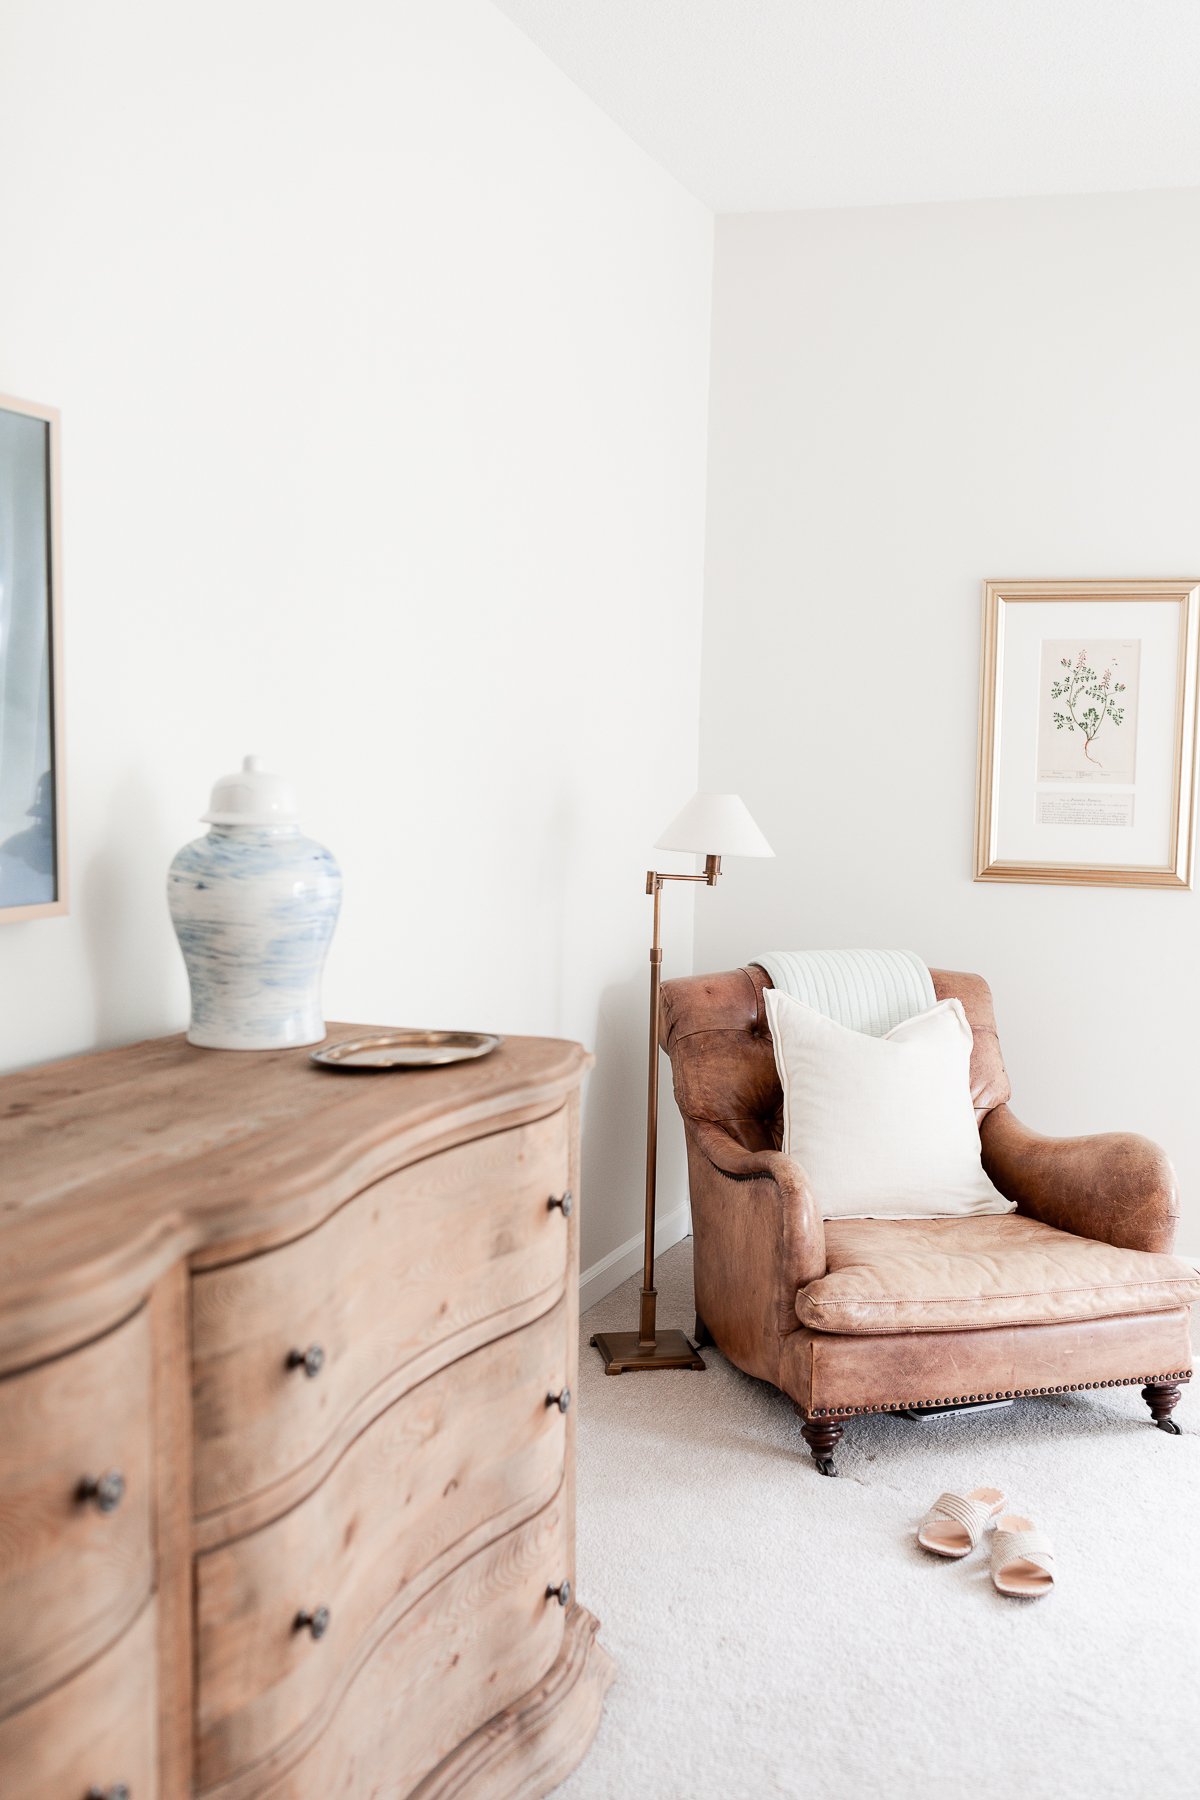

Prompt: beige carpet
[{"left": 557, "top": 1239, "right": 1199, "bottom": 1800}]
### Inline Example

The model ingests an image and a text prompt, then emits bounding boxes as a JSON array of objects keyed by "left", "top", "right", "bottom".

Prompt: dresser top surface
[{"left": 0, "top": 1027, "right": 589, "bottom": 1371}]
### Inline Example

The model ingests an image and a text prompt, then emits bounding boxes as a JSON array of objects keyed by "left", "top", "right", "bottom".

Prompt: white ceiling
[{"left": 490, "top": 0, "right": 1200, "bottom": 212}]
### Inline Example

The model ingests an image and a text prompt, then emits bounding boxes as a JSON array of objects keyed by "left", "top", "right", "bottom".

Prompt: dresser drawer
[
  {"left": 195, "top": 1298, "right": 568, "bottom": 1787},
  {"left": 192, "top": 1108, "right": 570, "bottom": 1521},
  {"left": 241, "top": 1492, "right": 570, "bottom": 1799},
  {"left": 0, "top": 1307, "right": 154, "bottom": 1717},
  {"left": 0, "top": 1596, "right": 158, "bottom": 1798}
]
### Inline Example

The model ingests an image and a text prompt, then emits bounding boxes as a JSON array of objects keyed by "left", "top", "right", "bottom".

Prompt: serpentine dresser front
[{"left": 0, "top": 1027, "right": 612, "bottom": 1798}]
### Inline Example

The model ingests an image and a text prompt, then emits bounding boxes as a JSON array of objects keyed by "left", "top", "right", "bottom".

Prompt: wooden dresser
[{"left": 0, "top": 1028, "right": 612, "bottom": 1797}]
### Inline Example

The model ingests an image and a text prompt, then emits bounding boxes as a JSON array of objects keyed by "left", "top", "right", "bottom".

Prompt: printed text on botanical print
[{"left": 1036, "top": 793, "right": 1135, "bottom": 828}]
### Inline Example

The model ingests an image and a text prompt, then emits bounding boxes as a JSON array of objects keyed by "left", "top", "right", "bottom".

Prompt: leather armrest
[
  {"left": 684, "top": 1119, "right": 826, "bottom": 1384},
  {"left": 980, "top": 1102, "right": 1180, "bottom": 1254}
]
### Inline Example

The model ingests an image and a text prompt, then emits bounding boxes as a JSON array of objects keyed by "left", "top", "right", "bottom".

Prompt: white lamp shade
[{"left": 655, "top": 791, "right": 773, "bottom": 858}]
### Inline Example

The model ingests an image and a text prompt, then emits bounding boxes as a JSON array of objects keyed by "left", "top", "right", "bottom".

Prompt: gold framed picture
[{"left": 975, "top": 578, "right": 1200, "bottom": 888}]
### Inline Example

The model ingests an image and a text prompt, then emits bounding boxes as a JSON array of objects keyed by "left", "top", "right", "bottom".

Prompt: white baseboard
[{"left": 579, "top": 1202, "right": 691, "bottom": 1314}]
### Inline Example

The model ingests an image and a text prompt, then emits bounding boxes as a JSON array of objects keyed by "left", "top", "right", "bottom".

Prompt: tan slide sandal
[
  {"left": 991, "top": 1515, "right": 1056, "bottom": 1597},
  {"left": 917, "top": 1487, "right": 1005, "bottom": 1558}
]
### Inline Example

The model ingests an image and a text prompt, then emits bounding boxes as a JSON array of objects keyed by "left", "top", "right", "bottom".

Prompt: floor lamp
[{"left": 591, "top": 792, "right": 774, "bottom": 1374}]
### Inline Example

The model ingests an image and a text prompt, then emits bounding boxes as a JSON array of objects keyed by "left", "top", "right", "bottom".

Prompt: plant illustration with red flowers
[{"left": 1050, "top": 649, "right": 1127, "bottom": 768}]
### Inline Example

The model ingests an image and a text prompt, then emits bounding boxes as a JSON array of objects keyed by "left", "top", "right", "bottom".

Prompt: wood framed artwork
[
  {"left": 0, "top": 393, "right": 65, "bottom": 922},
  {"left": 975, "top": 578, "right": 1200, "bottom": 888}
]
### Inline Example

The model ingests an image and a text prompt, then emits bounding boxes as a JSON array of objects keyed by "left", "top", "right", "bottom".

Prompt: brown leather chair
[{"left": 659, "top": 964, "right": 1199, "bottom": 1475}]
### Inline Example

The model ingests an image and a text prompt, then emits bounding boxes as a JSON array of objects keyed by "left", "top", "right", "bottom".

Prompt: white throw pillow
[{"left": 763, "top": 989, "right": 1014, "bottom": 1221}]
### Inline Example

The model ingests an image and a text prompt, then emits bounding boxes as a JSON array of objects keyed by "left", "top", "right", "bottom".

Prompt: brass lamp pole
[{"left": 591, "top": 793, "right": 773, "bottom": 1375}]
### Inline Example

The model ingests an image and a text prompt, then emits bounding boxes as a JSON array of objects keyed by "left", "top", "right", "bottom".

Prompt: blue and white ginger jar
[{"left": 167, "top": 755, "right": 342, "bottom": 1050}]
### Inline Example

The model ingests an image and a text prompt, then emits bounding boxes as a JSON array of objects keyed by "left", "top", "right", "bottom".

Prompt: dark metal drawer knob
[
  {"left": 547, "top": 1191, "right": 573, "bottom": 1217},
  {"left": 546, "top": 1387, "right": 571, "bottom": 1414},
  {"left": 86, "top": 1786, "right": 130, "bottom": 1799},
  {"left": 286, "top": 1344, "right": 325, "bottom": 1378},
  {"left": 295, "top": 1605, "right": 331, "bottom": 1640},
  {"left": 77, "top": 1471, "right": 125, "bottom": 1513},
  {"left": 546, "top": 1579, "right": 571, "bottom": 1608}
]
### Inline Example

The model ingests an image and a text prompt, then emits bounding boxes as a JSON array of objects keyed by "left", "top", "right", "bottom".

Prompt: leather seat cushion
[{"left": 796, "top": 1214, "right": 1200, "bottom": 1335}]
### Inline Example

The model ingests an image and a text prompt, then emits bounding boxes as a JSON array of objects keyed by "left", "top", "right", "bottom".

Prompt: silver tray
[{"left": 311, "top": 1029, "right": 502, "bottom": 1072}]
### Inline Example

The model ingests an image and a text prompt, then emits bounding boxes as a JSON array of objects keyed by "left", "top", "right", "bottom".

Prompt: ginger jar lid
[{"left": 202, "top": 755, "right": 301, "bottom": 826}]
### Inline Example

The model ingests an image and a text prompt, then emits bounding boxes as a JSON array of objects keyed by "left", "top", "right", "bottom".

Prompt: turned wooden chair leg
[
  {"left": 1142, "top": 1382, "right": 1183, "bottom": 1435},
  {"left": 796, "top": 1408, "right": 850, "bottom": 1477},
  {"left": 693, "top": 1313, "right": 713, "bottom": 1349}
]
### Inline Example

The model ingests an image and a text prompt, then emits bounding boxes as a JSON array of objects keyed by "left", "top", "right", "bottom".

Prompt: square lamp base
[{"left": 590, "top": 1328, "right": 706, "bottom": 1374}]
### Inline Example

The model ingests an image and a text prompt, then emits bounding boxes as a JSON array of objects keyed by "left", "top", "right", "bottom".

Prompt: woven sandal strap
[
  {"left": 922, "top": 1491, "right": 993, "bottom": 1544},
  {"left": 992, "top": 1528, "right": 1055, "bottom": 1574}
]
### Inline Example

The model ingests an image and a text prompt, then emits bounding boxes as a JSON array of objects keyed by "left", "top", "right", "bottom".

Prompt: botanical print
[
  {"left": 1036, "top": 639, "right": 1140, "bottom": 784},
  {"left": 977, "top": 580, "right": 1199, "bottom": 887}
]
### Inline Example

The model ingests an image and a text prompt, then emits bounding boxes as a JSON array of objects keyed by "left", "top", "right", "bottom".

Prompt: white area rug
[{"left": 558, "top": 1239, "right": 1200, "bottom": 1800}]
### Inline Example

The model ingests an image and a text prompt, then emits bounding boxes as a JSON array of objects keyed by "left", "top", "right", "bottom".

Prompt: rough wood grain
[
  {"left": 0, "top": 1031, "right": 607, "bottom": 1798},
  {"left": 411, "top": 1604, "right": 614, "bottom": 1800},
  {"left": 191, "top": 1109, "right": 569, "bottom": 1521},
  {"left": 151, "top": 1262, "right": 195, "bottom": 1797},
  {"left": 190, "top": 1285, "right": 566, "bottom": 1555},
  {"left": 564, "top": 1087, "right": 581, "bottom": 1599},
  {"left": 208, "top": 1494, "right": 569, "bottom": 1799},
  {"left": 0, "top": 1028, "right": 589, "bottom": 1373},
  {"left": 0, "top": 1306, "right": 154, "bottom": 1719},
  {"left": 195, "top": 1300, "right": 570, "bottom": 1788},
  {"left": 0, "top": 1596, "right": 159, "bottom": 1797}
]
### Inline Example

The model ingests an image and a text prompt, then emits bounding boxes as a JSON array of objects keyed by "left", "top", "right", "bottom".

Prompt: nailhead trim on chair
[{"left": 801, "top": 1370, "right": 1193, "bottom": 1419}]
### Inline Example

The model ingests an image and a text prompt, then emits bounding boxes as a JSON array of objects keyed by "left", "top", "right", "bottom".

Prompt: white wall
[
  {"left": 698, "top": 191, "right": 1200, "bottom": 1251},
  {"left": 0, "top": 0, "right": 712, "bottom": 1281}
]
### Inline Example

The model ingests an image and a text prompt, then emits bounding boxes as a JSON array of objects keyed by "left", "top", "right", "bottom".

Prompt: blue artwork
[{"left": 0, "top": 400, "right": 61, "bottom": 918}]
